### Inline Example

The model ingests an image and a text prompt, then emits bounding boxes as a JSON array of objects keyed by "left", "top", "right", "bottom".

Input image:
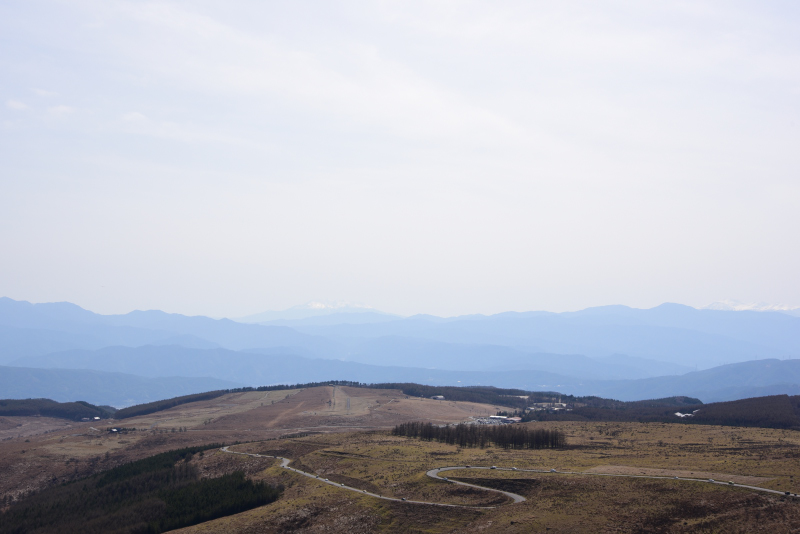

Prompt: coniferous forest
[
  {"left": 113, "top": 391, "right": 228, "bottom": 419},
  {"left": 0, "top": 446, "right": 282, "bottom": 534},
  {"left": 0, "top": 399, "right": 115, "bottom": 420},
  {"left": 529, "top": 394, "right": 800, "bottom": 429},
  {"left": 393, "top": 421, "right": 566, "bottom": 449}
]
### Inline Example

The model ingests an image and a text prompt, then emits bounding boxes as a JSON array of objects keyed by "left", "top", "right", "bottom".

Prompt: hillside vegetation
[
  {"left": 114, "top": 390, "right": 227, "bottom": 419},
  {"left": 16, "top": 382, "right": 799, "bottom": 432},
  {"left": 531, "top": 394, "right": 800, "bottom": 429},
  {"left": 0, "top": 398, "right": 115, "bottom": 420},
  {"left": 116, "top": 381, "right": 701, "bottom": 420},
  {"left": 393, "top": 421, "right": 567, "bottom": 449},
  {"left": 0, "top": 445, "right": 281, "bottom": 534}
]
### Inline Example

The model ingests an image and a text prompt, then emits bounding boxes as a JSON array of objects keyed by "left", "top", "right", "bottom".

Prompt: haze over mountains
[
  {"left": 237, "top": 301, "right": 400, "bottom": 325},
  {"left": 0, "top": 365, "right": 237, "bottom": 407},
  {"left": 703, "top": 300, "right": 800, "bottom": 315},
  {"left": 1, "top": 297, "right": 799, "bottom": 406}
]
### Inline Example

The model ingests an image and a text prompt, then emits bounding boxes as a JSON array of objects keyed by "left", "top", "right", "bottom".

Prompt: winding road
[
  {"left": 220, "top": 446, "right": 797, "bottom": 509},
  {"left": 220, "top": 446, "right": 500, "bottom": 508}
]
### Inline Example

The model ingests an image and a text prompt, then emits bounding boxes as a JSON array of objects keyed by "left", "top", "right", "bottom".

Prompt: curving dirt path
[
  {"left": 220, "top": 446, "right": 507, "bottom": 508},
  {"left": 428, "top": 465, "right": 799, "bottom": 499},
  {"left": 220, "top": 447, "right": 798, "bottom": 509}
]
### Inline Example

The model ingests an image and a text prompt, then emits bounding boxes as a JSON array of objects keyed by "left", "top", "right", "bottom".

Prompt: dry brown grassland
[
  {"left": 0, "top": 386, "right": 503, "bottom": 502},
  {"left": 3, "top": 386, "right": 800, "bottom": 532},
  {"left": 175, "top": 421, "right": 800, "bottom": 533}
]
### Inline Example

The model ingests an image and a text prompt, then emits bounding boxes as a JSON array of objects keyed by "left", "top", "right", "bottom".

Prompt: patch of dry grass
[{"left": 201, "top": 421, "right": 800, "bottom": 532}]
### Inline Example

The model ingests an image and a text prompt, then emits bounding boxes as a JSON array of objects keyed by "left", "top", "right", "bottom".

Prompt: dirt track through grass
[{"left": 222, "top": 443, "right": 800, "bottom": 511}]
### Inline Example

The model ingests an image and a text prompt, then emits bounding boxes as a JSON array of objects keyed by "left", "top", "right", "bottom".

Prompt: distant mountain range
[
  {"left": 236, "top": 301, "right": 400, "bottom": 324},
  {"left": 0, "top": 297, "right": 333, "bottom": 363},
  {"left": 7, "top": 346, "right": 800, "bottom": 406},
  {"left": 284, "top": 303, "right": 800, "bottom": 368},
  {"left": 555, "top": 359, "right": 800, "bottom": 403},
  {"left": 1, "top": 296, "right": 799, "bottom": 406}
]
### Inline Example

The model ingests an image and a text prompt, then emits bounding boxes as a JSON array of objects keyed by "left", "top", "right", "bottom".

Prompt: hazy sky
[{"left": 2, "top": 1, "right": 799, "bottom": 317}]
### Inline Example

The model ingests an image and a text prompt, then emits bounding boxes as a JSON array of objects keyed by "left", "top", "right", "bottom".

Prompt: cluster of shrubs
[{"left": 393, "top": 421, "right": 566, "bottom": 449}]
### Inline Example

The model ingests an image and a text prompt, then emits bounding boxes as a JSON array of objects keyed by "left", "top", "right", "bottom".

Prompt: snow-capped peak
[
  {"left": 292, "top": 301, "right": 374, "bottom": 311},
  {"left": 702, "top": 300, "right": 799, "bottom": 312}
]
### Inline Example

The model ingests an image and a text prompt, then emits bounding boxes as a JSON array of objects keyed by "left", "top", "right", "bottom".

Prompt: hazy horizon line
[{"left": 4, "top": 295, "right": 798, "bottom": 321}]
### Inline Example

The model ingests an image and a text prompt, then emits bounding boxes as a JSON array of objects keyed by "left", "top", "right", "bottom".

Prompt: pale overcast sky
[{"left": 1, "top": 1, "right": 798, "bottom": 317}]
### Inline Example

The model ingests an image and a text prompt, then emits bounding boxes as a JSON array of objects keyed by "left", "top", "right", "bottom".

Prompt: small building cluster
[
  {"left": 469, "top": 415, "right": 522, "bottom": 425},
  {"left": 527, "top": 402, "right": 571, "bottom": 412}
]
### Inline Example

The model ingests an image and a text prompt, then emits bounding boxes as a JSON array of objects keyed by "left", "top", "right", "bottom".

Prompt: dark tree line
[
  {"left": 393, "top": 421, "right": 566, "bottom": 449},
  {"left": 687, "top": 395, "right": 800, "bottom": 429},
  {"left": 228, "top": 380, "right": 363, "bottom": 393},
  {"left": 0, "top": 399, "right": 115, "bottom": 421},
  {"left": 0, "top": 445, "right": 281, "bottom": 534},
  {"left": 114, "top": 391, "right": 227, "bottom": 419},
  {"left": 529, "top": 394, "right": 800, "bottom": 430},
  {"left": 95, "top": 445, "right": 221, "bottom": 487}
]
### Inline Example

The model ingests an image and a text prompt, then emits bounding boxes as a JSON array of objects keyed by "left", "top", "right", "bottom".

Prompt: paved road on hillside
[{"left": 220, "top": 446, "right": 797, "bottom": 508}]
